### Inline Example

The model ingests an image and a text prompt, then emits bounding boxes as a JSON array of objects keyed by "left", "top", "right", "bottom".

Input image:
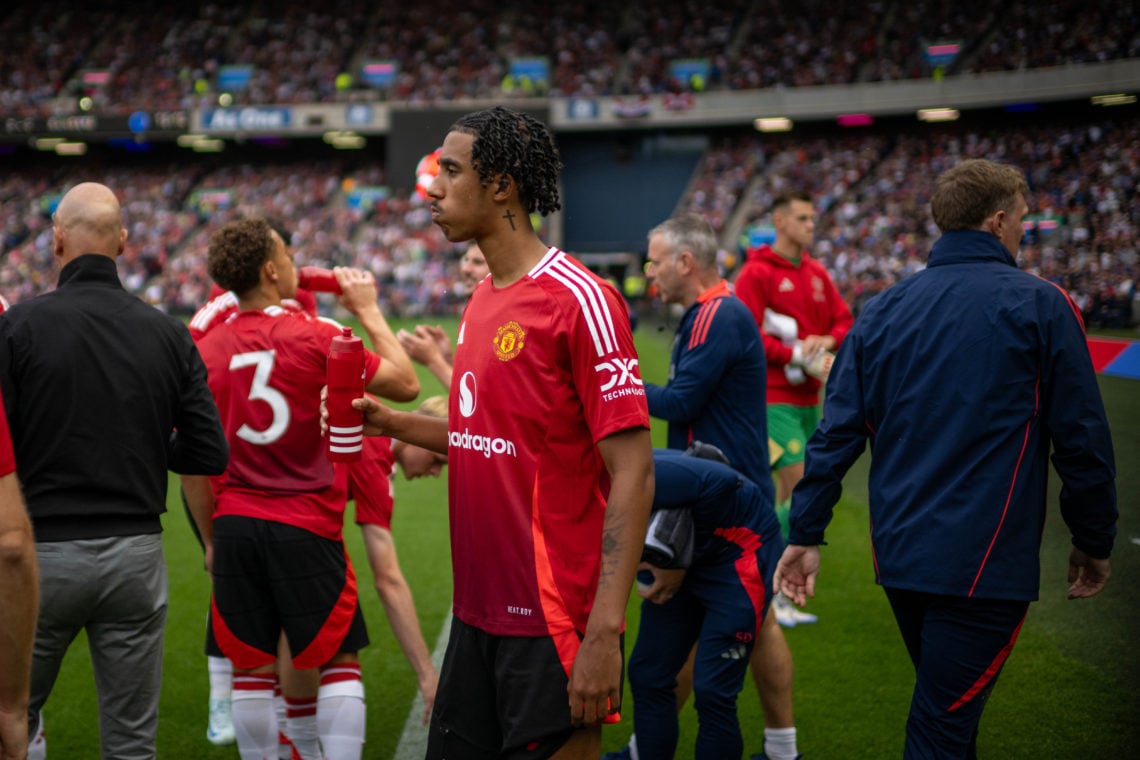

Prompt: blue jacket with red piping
[
  {"left": 645, "top": 281, "right": 774, "bottom": 505},
  {"left": 788, "top": 230, "right": 1117, "bottom": 601}
]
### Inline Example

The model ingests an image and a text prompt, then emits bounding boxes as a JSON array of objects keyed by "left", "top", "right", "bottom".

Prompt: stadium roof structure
[{"left": 2, "top": 59, "right": 1137, "bottom": 146}]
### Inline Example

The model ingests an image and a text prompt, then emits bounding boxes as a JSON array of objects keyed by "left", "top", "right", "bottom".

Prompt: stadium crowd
[
  {"left": 1, "top": 0, "right": 1134, "bottom": 114},
  {"left": 1, "top": 114, "right": 1136, "bottom": 329},
  {"left": 676, "top": 116, "right": 1138, "bottom": 326}
]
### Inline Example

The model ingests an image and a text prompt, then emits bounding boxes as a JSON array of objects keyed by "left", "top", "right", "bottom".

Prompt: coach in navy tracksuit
[
  {"left": 775, "top": 159, "right": 1117, "bottom": 759},
  {"left": 628, "top": 449, "right": 782, "bottom": 760},
  {"left": 641, "top": 212, "right": 798, "bottom": 760},
  {"left": 642, "top": 215, "right": 772, "bottom": 500}
]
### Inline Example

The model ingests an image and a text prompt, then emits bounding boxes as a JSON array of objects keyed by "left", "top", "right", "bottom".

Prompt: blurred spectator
[
  {"left": 0, "top": 115, "right": 1135, "bottom": 329},
  {"left": 5, "top": 0, "right": 1136, "bottom": 115}
]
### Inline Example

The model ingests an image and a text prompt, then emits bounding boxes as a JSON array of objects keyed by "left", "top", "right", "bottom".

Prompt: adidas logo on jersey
[{"left": 778, "top": 277, "right": 795, "bottom": 292}]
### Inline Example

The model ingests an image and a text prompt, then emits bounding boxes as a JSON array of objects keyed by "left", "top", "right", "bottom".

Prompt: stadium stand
[
  {"left": 2, "top": 110, "right": 1134, "bottom": 328},
  {"left": 2, "top": 0, "right": 1135, "bottom": 113},
  {"left": 673, "top": 114, "right": 1137, "bottom": 324},
  {"left": 0, "top": 1, "right": 1134, "bottom": 326}
]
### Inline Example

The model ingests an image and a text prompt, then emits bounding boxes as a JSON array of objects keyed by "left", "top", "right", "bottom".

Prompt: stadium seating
[
  {"left": 0, "top": 2, "right": 1134, "bottom": 325},
  {"left": 2, "top": 0, "right": 1135, "bottom": 113},
  {"left": 2, "top": 111, "right": 1134, "bottom": 327}
]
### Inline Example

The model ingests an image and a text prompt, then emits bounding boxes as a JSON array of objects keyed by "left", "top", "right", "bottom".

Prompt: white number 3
[{"left": 229, "top": 350, "right": 290, "bottom": 445}]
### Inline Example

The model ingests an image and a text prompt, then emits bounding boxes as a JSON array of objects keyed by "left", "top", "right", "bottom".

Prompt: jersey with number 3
[
  {"left": 448, "top": 247, "right": 650, "bottom": 637},
  {"left": 196, "top": 306, "right": 381, "bottom": 540}
]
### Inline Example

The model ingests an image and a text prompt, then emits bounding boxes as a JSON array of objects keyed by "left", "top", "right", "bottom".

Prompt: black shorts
[
  {"left": 181, "top": 489, "right": 225, "bottom": 658},
  {"left": 211, "top": 515, "right": 368, "bottom": 670},
  {"left": 426, "top": 616, "right": 623, "bottom": 760}
]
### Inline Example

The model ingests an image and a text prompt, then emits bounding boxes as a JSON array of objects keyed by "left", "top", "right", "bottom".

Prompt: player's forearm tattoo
[
  {"left": 601, "top": 529, "right": 619, "bottom": 557},
  {"left": 598, "top": 520, "right": 623, "bottom": 581},
  {"left": 503, "top": 209, "right": 516, "bottom": 230}
]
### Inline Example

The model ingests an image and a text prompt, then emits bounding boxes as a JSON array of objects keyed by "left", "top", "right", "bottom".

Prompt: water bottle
[
  {"left": 326, "top": 326, "right": 365, "bottom": 462},
  {"left": 298, "top": 266, "right": 342, "bottom": 294}
]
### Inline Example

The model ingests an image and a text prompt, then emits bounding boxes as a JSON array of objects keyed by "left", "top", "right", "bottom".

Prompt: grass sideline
[{"left": 35, "top": 317, "right": 1138, "bottom": 758}]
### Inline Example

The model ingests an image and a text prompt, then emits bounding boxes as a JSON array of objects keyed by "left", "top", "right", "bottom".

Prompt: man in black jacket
[{"left": 0, "top": 181, "right": 228, "bottom": 759}]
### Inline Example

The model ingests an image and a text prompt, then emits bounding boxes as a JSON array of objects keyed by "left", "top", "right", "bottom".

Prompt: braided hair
[{"left": 450, "top": 106, "right": 563, "bottom": 216}]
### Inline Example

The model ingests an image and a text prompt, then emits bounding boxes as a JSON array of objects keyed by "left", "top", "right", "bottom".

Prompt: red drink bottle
[
  {"left": 326, "top": 326, "right": 365, "bottom": 462},
  {"left": 298, "top": 266, "right": 342, "bottom": 294}
]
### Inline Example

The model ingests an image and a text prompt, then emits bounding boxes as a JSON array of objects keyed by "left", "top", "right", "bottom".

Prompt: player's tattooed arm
[{"left": 570, "top": 426, "right": 653, "bottom": 724}]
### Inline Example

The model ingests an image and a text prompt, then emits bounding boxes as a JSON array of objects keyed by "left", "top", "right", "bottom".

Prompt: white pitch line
[{"left": 392, "top": 608, "right": 452, "bottom": 759}]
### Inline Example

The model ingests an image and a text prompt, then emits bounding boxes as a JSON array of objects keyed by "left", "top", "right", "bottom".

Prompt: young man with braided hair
[{"left": 343, "top": 106, "right": 654, "bottom": 759}]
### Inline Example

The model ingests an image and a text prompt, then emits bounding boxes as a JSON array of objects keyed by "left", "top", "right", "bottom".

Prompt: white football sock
[
  {"left": 764, "top": 726, "right": 799, "bottom": 760},
  {"left": 285, "top": 695, "right": 321, "bottom": 760},
  {"left": 318, "top": 663, "right": 365, "bottom": 760},
  {"left": 208, "top": 656, "right": 233, "bottom": 700},
  {"left": 231, "top": 673, "right": 279, "bottom": 760},
  {"left": 27, "top": 712, "right": 45, "bottom": 760}
]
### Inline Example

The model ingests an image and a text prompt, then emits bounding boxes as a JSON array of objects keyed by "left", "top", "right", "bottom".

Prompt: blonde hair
[{"left": 415, "top": 395, "right": 447, "bottom": 419}]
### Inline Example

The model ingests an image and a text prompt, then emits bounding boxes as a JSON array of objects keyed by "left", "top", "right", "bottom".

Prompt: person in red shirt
[
  {"left": 185, "top": 217, "right": 418, "bottom": 760},
  {"left": 0, "top": 389, "right": 36, "bottom": 760},
  {"left": 397, "top": 243, "right": 490, "bottom": 389},
  {"left": 346, "top": 394, "right": 448, "bottom": 727},
  {"left": 184, "top": 219, "right": 328, "bottom": 751},
  {"left": 733, "top": 191, "right": 852, "bottom": 634},
  {"left": 340, "top": 106, "right": 654, "bottom": 760},
  {"left": 187, "top": 217, "right": 442, "bottom": 756}
]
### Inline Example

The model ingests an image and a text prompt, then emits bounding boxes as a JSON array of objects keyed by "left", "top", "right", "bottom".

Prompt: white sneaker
[
  {"left": 772, "top": 593, "right": 818, "bottom": 628},
  {"left": 206, "top": 697, "right": 236, "bottom": 745},
  {"left": 27, "top": 713, "right": 46, "bottom": 760}
]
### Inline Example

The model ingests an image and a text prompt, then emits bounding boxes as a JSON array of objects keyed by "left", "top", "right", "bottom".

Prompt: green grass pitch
[{"left": 36, "top": 317, "right": 1139, "bottom": 758}]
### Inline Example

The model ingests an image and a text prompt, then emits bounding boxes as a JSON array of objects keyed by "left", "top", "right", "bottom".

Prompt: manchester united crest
[{"left": 493, "top": 321, "right": 526, "bottom": 361}]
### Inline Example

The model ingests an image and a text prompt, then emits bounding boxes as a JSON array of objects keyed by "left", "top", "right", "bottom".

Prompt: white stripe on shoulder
[
  {"left": 550, "top": 257, "right": 617, "bottom": 354},
  {"left": 188, "top": 291, "right": 238, "bottom": 331},
  {"left": 533, "top": 249, "right": 618, "bottom": 357},
  {"left": 529, "top": 246, "right": 561, "bottom": 277}
]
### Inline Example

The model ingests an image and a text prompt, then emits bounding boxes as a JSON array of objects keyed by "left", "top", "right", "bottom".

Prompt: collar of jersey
[{"left": 697, "top": 279, "right": 731, "bottom": 303}]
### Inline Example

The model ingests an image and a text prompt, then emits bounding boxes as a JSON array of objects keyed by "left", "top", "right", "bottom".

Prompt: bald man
[{"left": 0, "top": 182, "right": 228, "bottom": 759}]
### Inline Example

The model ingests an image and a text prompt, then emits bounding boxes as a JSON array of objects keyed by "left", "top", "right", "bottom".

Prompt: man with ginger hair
[{"left": 776, "top": 159, "right": 1117, "bottom": 757}]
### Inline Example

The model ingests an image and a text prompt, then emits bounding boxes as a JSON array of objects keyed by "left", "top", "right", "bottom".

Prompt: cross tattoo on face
[{"left": 503, "top": 209, "right": 517, "bottom": 230}]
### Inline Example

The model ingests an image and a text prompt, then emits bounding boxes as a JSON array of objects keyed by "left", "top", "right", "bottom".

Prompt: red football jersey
[
  {"left": 346, "top": 436, "right": 396, "bottom": 529},
  {"left": 188, "top": 289, "right": 239, "bottom": 343},
  {"left": 189, "top": 287, "right": 319, "bottom": 343},
  {"left": 0, "top": 388, "right": 14, "bottom": 477},
  {"left": 447, "top": 248, "right": 649, "bottom": 637},
  {"left": 196, "top": 306, "right": 381, "bottom": 540}
]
